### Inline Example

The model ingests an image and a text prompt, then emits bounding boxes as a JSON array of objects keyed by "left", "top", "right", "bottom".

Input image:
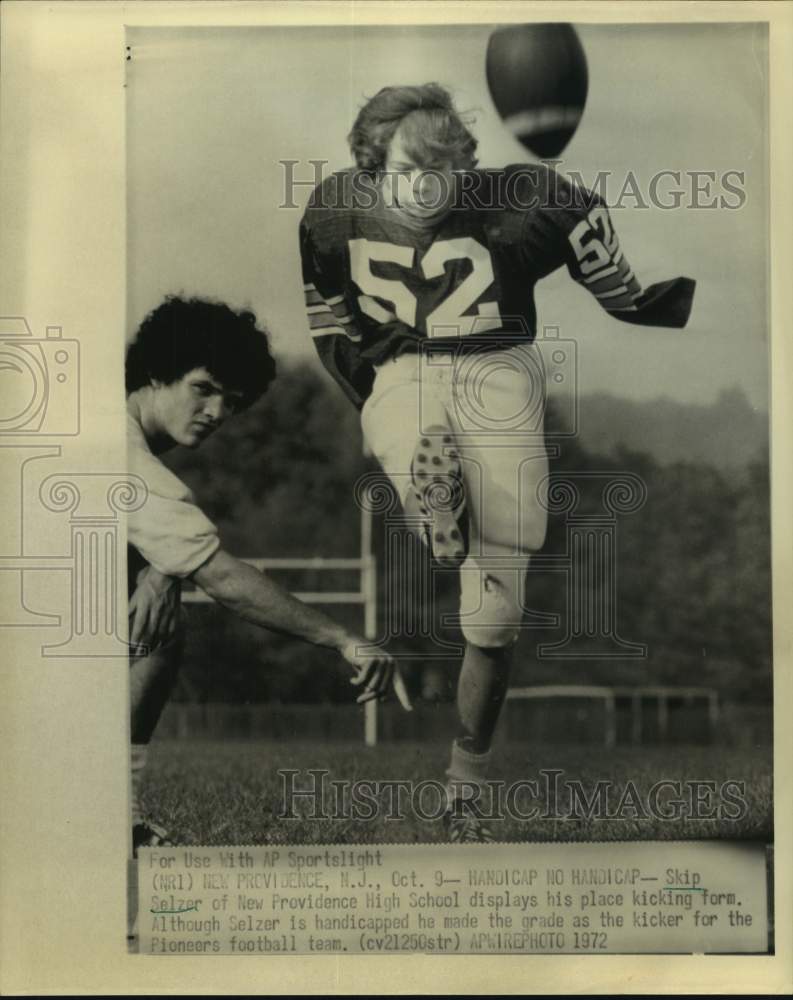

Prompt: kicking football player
[
  {"left": 299, "top": 83, "right": 694, "bottom": 842},
  {"left": 126, "top": 296, "right": 409, "bottom": 852}
]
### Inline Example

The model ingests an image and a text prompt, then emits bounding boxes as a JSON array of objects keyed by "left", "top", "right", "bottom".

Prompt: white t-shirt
[{"left": 127, "top": 411, "right": 220, "bottom": 579}]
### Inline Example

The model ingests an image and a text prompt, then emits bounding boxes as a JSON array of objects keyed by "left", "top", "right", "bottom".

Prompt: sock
[
  {"left": 130, "top": 743, "right": 149, "bottom": 826},
  {"left": 445, "top": 739, "right": 491, "bottom": 811}
]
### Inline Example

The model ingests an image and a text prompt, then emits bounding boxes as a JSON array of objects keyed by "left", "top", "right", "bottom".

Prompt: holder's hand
[
  {"left": 340, "top": 637, "right": 412, "bottom": 711},
  {"left": 129, "top": 567, "right": 181, "bottom": 655}
]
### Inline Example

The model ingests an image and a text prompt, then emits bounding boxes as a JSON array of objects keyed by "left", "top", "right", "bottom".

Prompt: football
[{"left": 486, "top": 23, "right": 588, "bottom": 158}]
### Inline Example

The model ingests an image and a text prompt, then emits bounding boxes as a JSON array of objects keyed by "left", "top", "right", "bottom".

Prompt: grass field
[{"left": 141, "top": 740, "right": 772, "bottom": 846}]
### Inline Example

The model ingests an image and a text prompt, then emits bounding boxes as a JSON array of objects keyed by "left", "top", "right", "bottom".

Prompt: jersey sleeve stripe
[
  {"left": 308, "top": 303, "right": 364, "bottom": 341},
  {"left": 329, "top": 299, "right": 353, "bottom": 320},
  {"left": 306, "top": 281, "right": 358, "bottom": 317},
  {"left": 311, "top": 325, "right": 345, "bottom": 336},
  {"left": 596, "top": 285, "right": 637, "bottom": 302},
  {"left": 309, "top": 310, "right": 339, "bottom": 329},
  {"left": 605, "top": 302, "right": 639, "bottom": 313},
  {"left": 590, "top": 267, "right": 641, "bottom": 298},
  {"left": 587, "top": 271, "right": 633, "bottom": 295},
  {"left": 584, "top": 254, "right": 633, "bottom": 288},
  {"left": 602, "top": 293, "right": 640, "bottom": 311},
  {"left": 311, "top": 326, "right": 362, "bottom": 342},
  {"left": 581, "top": 264, "right": 618, "bottom": 285}
]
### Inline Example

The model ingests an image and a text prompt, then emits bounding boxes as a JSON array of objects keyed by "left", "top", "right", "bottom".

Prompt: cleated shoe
[
  {"left": 443, "top": 801, "right": 495, "bottom": 843},
  {"left": 410, "top": 427, "right": 468, "bottom": 567},
  {"left": 132, "top": 820, "right": 174, "bottom": 855}
]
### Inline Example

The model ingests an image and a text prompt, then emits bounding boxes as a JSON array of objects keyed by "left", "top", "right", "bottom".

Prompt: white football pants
[{"left": 361, "top": 345, "right": 549, "bottom": 647}]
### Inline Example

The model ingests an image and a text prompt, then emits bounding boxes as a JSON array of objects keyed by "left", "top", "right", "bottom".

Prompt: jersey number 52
[
  {"left": 568, "top": 206, "right": 620, "bottom": 277},
  {"left": 349, "top": 237, "right": 502, "bottom": 337}
]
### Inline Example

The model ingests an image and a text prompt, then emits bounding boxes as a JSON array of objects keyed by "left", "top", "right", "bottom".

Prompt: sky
[{"left": 126, "top": 21, "right": 768, "bottom": 409}]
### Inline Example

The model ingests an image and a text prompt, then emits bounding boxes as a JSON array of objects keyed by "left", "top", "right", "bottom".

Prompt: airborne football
[{"left": 486, "top": 23, "right": 589, "bottom": 157}]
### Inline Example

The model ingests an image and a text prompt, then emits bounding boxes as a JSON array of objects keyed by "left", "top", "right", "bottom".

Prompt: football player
[
  {"left": 126, "top": 296, "right": 409, "bottom": 853},
  {"left": 299, "top": 83, "right": 694, "bottom": 842}
]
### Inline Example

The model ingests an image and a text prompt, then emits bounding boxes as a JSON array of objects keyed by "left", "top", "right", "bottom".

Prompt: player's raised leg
[
  {"left": 361, "top": 353, "right": 468, "bottom": 564},
  {"left": 408, "top": 429, "right": 467, "bottom": 566}
]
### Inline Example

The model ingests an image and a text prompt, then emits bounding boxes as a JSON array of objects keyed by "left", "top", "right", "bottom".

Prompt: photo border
[{"left": 0, "top": 0, "right": 790, "bottom": 994}]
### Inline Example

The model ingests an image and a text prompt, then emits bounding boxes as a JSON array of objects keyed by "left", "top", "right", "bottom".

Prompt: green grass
[{"left": 140, "top": 739, "right": 772, "bottom": 846}]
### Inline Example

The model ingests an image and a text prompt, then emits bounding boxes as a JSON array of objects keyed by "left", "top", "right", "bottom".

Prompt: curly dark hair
[
  {"left": 348, "top": 83, "right": 478, "bottom": 174},
  {"left": 125, "top": 296, "right": 276, "bottom": 409}
]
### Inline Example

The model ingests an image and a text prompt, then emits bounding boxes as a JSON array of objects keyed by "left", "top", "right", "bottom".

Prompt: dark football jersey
[{"left": 300, "top": 163, "right": 695, "bottom": 408}]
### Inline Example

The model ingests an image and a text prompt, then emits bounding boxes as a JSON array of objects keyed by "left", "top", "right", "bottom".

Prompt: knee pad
[{"left": 458, "top": 556, "right": 526, "bottom": 648}]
